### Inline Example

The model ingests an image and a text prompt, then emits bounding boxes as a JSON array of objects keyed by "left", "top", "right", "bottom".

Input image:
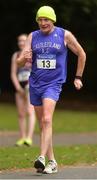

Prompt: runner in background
[{"left": 11, "top": 34, "right": 35, "bottom": 146}]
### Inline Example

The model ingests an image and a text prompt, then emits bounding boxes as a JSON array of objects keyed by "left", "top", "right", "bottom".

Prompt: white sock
[{"left": 39, "top": 155, "right": 45, "bottom": 159}]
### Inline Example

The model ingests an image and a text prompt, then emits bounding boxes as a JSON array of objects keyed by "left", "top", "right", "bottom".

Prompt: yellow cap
[{"left": 36, "top": 6, "right": 56, "bottom": 23}]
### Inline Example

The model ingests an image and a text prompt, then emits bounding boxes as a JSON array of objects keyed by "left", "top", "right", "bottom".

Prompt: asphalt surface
[
  {"left": 0, "top": 132, "right": 97, "bottom": 146},
  {"left": 0, "top": 166, "right": 97, "bottom": 179}
]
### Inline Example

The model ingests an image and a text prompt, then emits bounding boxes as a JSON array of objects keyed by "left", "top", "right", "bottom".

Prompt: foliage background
[{"left": 0, "top": 0, "right": 97, "bottom": 98}]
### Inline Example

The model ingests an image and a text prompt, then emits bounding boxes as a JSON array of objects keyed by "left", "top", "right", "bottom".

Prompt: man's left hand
[{"left": 74, "top": 79, "right": 83, "bottom": 90}]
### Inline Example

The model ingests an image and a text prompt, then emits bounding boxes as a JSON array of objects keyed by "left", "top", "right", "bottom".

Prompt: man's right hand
[
  {"left": 23, "top": 50, "right": 32, "bottom": 61},
  {"left": 17, "top": 33, "right": 32, "bottom": 67}
]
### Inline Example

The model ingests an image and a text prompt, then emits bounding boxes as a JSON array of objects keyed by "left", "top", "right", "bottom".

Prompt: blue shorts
[{"left": 29, "top": 84, "right": 62, "bottom": 106}]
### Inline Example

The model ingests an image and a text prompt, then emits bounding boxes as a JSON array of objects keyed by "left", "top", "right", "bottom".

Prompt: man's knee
[
  {"left": 42, "top": 114, "right": 52, "bottom": 127},
  {"left": 27, "top": 108, "right": 32, "bottom": 116}
]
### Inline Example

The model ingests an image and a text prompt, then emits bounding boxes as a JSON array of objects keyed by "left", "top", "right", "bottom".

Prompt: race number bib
[
  {"left": 37, "top": 54, "right": 56, "bottom": 69},
  {"left": 17, "top": 71, "right": 30, "bottom": 82}
]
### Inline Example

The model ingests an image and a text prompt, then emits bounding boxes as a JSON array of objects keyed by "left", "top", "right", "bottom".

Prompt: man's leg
[
  {"left": 40, "top": 98, "right": 56, "bottom": 158},
  {"left": 34, "top": 105, "right": 46, "bottom": 172},
  {"left": 34, "top": 104, "right": 54, "bottom": 160},
  {"left": 35, "top": 98, "right": 57, "bottom": 174},
  {"left": 34, "top": 106, "right": 43, "bottom": 129},
  {"left": 34, "top": 99, "right": 56, "bottom": 172},
  {"left": 41, "top": 98, "right": 58, "bottom": 174},
  {"left": 34, "top": 98, "right": 57, "bottom": 174},
  {"left": 46, "top": 136, "right": 55, "bottom": 160}
]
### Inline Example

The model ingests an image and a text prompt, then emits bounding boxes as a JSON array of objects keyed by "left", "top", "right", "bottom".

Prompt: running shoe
[
  {"left": 43, "top": 160, "right": 58, "bottom": 174},
  {"left": 15, "top": 138, "right": 25, "bottom": 146},
  {"left": 24, "top": 138, "right": 33, "bottom": 146},
  {"left": 34, "top": 156, "right": 45, "bottom": 173}
]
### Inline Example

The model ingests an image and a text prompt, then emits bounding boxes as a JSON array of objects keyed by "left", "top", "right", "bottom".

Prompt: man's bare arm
[
  {"left": 17, "top": 33, "right": 32, "bottom": 67},
  {"left": 65, "top": 30, "right": 86, "bottom": 77}
]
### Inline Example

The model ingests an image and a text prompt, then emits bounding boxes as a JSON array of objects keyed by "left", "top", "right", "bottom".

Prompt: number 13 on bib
[{"left": 37, "top": 59, "right": 56, "bottom": 69}]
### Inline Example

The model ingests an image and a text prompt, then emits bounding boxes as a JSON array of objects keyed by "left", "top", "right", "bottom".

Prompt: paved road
[
  {"left": 0, "top": 132, "right": 97, "bottom": 146},
  {"left": 0, "top": 166, "right": 97, "bottom": 179}
]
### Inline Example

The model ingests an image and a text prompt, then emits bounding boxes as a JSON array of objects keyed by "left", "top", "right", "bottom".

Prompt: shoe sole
[
  {"left": 24, "top": 142, "right": 32, "bottom": 146},
  {"left": 43, "top": 169, "right": 58, "bottom": 174},
  {"left": 34, "top": 160, "right": 45, "bottom": 173}
]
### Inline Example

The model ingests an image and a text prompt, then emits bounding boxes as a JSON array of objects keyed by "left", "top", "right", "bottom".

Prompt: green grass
[
  {"left": 0, "top": 103, "right": 97, "bottom": 133},
  {"left": 0, "top": 104, "right": 18, "bottom": 131},
  {"left": 53, "top": 110, "right": 97, "bottom": 133},
  {"left": 0, "top": 145, "right": 97, "bottom": 170}
]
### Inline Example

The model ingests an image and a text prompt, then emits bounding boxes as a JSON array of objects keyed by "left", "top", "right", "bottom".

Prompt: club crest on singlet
[{"left": 33, "top": 42, "right": 61, "bottom": 51}]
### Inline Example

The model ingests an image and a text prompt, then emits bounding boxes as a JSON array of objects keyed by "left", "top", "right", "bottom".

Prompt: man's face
[
  {"left": 37, "top": 17, "right": 54, "bottom": 34},
  {"left": 17, "top": 35, "right": 27, "bottom": 50}
]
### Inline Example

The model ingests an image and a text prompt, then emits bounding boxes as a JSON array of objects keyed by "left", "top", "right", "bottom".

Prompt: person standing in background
[{"left": 11, "top": 34, "right": 35, "bottom": 146}]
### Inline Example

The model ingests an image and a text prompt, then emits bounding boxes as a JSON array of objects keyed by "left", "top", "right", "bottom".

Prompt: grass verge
[
  {"left": 1, "top": 103, "right": 97, "bottom": 133},
  {"left": 0, "top": 145, "right": 97, "bottom": 170}
]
